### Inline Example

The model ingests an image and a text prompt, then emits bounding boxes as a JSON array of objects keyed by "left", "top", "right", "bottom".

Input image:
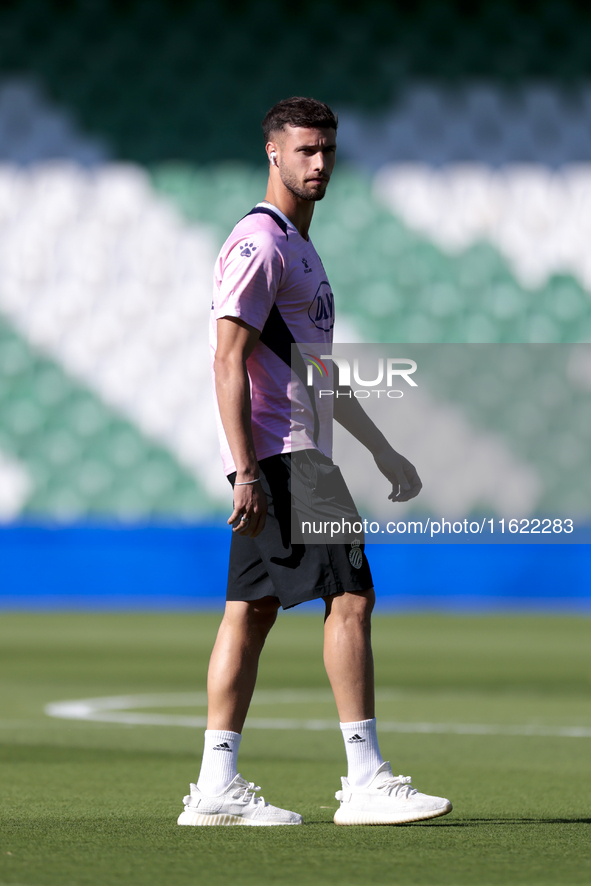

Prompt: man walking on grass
[{"left": 178, "top": 96, "right": 452, "bottom": 827}]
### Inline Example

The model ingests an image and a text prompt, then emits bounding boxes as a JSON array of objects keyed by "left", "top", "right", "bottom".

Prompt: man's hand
[
  {"left": 373, "top": 444, "right": 422, "bottom": 503},
  {"left": 228, "top": 479, "right": 268, "bottom": 537},
  {"left": 333, "top": 391, "right": 422, "bottom": 502}
]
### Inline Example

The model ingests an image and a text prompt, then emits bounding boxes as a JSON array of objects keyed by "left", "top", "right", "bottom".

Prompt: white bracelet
[{"left": 234, "top": 477, "right": 260, "bottom": 486}]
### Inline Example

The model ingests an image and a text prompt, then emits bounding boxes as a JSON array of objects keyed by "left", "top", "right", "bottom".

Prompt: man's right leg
[
  {"left": 196, "top": 596, "right": 279, "bottom": 796},
  {"left": 178, "top": 596, "right": 302, "bottom": 826},
  {"left": 205, "top": 597, "right": 280, "bottom": 733}
]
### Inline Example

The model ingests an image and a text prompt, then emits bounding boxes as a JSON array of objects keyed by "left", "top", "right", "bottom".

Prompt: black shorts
[{"left": 226, "top": 450, "right": 373, "bottom": 610}]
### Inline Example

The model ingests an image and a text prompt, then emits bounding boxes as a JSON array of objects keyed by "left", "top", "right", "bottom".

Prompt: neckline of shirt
[{"left": 256, "top": 201, "right": 301, "bottom": 238}]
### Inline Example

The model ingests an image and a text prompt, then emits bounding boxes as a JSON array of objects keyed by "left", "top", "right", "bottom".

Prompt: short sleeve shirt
[{"left": 210, "top": 203, "right": 335, "bottom": 475}]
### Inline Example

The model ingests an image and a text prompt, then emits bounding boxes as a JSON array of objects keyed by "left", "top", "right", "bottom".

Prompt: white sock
[
  {"left": 340, "top": 718, "right": 384, "bottom": 787},
  {"left": 196, "top": 730, "right": 242, "bottom": 795}
]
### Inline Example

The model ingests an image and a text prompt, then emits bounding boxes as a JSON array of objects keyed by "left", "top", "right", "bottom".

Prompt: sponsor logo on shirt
[{"left": 308, "top": 281, "right": 334, "bottom": 331}]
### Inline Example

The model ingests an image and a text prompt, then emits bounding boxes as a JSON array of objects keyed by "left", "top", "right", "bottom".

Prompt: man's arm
[
  {"left": 214, "top": 317, "right": 268, "bottom": 536},
  {"left": 333, "top": 390, "right": 422, "bottom": 502}
]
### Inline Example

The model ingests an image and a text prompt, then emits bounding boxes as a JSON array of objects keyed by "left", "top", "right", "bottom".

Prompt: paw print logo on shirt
[{"left": 240, "top": 242, "right": 257, "bottom": 258}]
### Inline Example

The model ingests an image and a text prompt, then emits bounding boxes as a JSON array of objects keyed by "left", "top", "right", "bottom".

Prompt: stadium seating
[
  {"left": 2, "top": 1, "right": 591, "bottom": 164},
  {"left": 0, "top": 313, "right": 212, "bottom": 519},
  {"left": 1, "top": 0, "right": 591, "bottom": 523}
]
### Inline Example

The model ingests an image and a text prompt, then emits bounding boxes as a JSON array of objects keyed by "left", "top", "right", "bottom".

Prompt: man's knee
[
  {"left": 224, "top": 596, "right": 280, "bottom": 635},
  {"left": 324, "top": 587, "right": 375, "bottom": 624},
  {"left": 250, "top": 596, "right": 281, "bottom": 625}
]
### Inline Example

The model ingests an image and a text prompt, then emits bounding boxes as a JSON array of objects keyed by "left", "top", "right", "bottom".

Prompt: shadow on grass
[
  {"left": 304, "top": 817, "right": 591, "bottom": 826},
  {"left": 429, "top": 817, "right": 591, "bottom": 826}
]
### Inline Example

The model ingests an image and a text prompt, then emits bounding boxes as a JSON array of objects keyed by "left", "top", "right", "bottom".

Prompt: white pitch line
[{"left": 43, "top": 692, "right": 591, "bottom": 738}]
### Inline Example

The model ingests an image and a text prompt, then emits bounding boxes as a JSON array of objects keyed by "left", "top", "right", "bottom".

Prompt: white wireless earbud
[{"left": 270, "top": 151, "right": 277, "bottom": 166}]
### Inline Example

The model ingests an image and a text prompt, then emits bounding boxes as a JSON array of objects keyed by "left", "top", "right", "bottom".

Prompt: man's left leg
[
  {"left": 323, "top": 588, "right": 385, "bottom": 786},
  {"left": 323, "top": 588, "right": 453, "bottom": 825}
]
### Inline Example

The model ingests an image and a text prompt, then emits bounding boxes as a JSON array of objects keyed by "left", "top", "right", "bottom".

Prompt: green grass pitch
[{"left": 1, "top": 611, "right": 590, "bottom": 886}]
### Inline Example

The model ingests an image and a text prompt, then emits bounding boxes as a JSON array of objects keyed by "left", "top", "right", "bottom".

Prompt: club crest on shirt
[
  {"left": 308, "top": 281, "right": 334, "bottom": 331},
  {"left": 240, "top": 242, "right": 257, "bottom": 258}
]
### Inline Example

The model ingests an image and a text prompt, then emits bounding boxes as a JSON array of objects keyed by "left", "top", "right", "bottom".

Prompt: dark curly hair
[{"left": 262, "top": 96, "right": 338, "bottom": 143}]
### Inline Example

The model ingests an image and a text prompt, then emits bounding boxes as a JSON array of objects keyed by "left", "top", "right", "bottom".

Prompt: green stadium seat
[
  {"left": 57, "top": 395, "right": 110, "bottom": 439},
  {"left": 102, "top": 428, "right": 146, "bottom": 471},
  {"left": 134, "top": 455, "right": 178, "bottom": 500},
  {"left": 72, "top": 458, "right": 114, "bottom": 499},
  {"left": 0, "top": 337, "right": 31, "bottom": 379},
  {"left": 35, "top": 427, "right": 82, "bottom": 468},
  {"left": 488, "top": 282, "right": 525, "bottom": 320},
  {"left": 32, "top": 485, "right": 86, "bottom": 518},
  {"left": 542, "top": 279, "right": 588, "bottom": 322},
  {"left": 2, "top": 397, "right": 45, "bottom": 438}
]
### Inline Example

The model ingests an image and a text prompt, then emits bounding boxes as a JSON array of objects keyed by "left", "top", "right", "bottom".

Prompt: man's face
[{"left": 272, "top": 125, "right": 337, "bottom": 202}]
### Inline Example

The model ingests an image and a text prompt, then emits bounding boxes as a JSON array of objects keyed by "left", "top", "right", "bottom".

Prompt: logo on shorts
[{"left": 349, "top": 539, "right": 363, "bottom": 570}]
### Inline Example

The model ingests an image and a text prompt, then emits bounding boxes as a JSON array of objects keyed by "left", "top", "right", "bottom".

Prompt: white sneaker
[
  {"left": 177, "top": 774, "right": 303, "bottom": 827},
  {"left": 334, "top": 761, "right": 452, "bottom": 825}
]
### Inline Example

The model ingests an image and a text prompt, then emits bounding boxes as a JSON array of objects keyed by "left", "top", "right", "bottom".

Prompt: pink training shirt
[{"left": 210, "top": 202, "right": 335, "bottom": 475}]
